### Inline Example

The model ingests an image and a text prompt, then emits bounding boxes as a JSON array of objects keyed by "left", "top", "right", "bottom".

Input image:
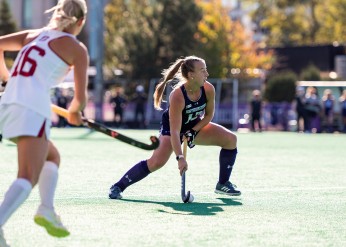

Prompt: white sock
[
  {"left": 38, "top": 161, "right": 59, "bottom": 210},
  {"left": 0, "top": 178, "right": 32, "bottom": 227}
]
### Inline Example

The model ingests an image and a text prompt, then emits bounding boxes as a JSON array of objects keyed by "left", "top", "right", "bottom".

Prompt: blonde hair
[
  {"left": 153, "top": 56, "right": 205, "bottom": 110},
  {"left": 339, "top": 89, "right": 346, "bottom": 101},
  {"left": 305, "top": 86, "right": 317, "bottom": 98},
  {"left": 45, "top": 0, "right": 87, "bottom": 31},
  {"left": 252, "top": 89, "right": 261, "bottom": 97},
  {"left": 322, "top": 89, "right": 334, "bottom": 101}
]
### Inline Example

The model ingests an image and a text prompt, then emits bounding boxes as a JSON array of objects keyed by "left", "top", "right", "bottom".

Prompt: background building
[{"left": 8, "top": 0, "right": 57, "bottom": 29}]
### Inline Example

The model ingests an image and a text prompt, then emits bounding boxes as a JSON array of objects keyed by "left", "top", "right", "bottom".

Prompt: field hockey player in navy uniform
[
  {"left": 109, "top": 56, "right": 240, "bottom": 200},
  {"left": 0, "top": 0, "right": 88, "bottom": 245}
]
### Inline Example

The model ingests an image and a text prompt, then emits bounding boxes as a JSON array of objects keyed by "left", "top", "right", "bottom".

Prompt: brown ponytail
[
  {"left": 153, "top": 59, "right": 184, "bottom": 110},
  {"left": 153, "top": 55, "right": 205, "bottom": 110}
]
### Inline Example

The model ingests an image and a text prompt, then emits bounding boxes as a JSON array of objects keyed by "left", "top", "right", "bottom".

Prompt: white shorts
[{"left": 0, "top": 104, "right": 51, "bottom": 140}]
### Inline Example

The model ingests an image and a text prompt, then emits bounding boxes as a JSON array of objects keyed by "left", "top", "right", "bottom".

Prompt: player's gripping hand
[
  {"left": 184, "top": 129, "right": 197, "bottom": 148},
  {"left": 67, "top": 111, "right": 83, "bottom": 126},
  {"left": 178, "top": 158, "right": 188, "bottom": 176}
]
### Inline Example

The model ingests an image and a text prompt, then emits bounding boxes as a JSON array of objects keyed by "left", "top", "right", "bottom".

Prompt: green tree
[
  {"left": 250, "top": 0, "right": 346, "bottom": 46},
  {"left": 194, "top": 0, "right": 231, "bottom": 77},
  {"left": 0, "top": 0, "right": 17, "bottom": 36},
  {"left": 264, "top": 70, "right": 297, "bottom": 102},
  {"left": 315, "top": 0, "right": 346, "bottom": 44},
  {"left": 0, "top": 0, "right": 17, "bottom": 66},
  {"left": 153, "top": 0, "right": 202, "bottom": 70},
  {"left": 104, "top": 0, "right": 127, "bottom": 76},
  {"left": 300, "top": 64, "right": 321, "bottom": 81},
  {"left": 104, "top": 0, "right": 202, "bottom": 80}
]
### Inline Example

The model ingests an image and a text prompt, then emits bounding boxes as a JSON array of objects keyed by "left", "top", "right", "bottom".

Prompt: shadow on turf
[{"left": 120, "top": 197, "right": 242, "bottom": 216}]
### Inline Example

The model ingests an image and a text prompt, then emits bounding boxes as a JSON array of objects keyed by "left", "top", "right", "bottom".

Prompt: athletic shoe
[
  {"left": 34, "top": 206, "right": 70, "bottom": 238},
  {"left": 215, "top": 181, "right": 241, "bottom": 196},
  {"left": 109, "top": 185, "right": 123, "bottom": 199},
  {"left": 0, "top": 228, "right": 10, "bottom": 247}
]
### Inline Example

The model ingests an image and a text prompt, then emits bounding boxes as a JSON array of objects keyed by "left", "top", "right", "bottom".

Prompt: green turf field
[{"left": 1, "top": 129, "right": 345, "bottom": 247}]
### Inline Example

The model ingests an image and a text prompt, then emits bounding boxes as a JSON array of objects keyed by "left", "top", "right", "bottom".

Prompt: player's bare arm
[
  {"left": 169, "top": 88, "right": 188, "bottom": 174},
  {"left": 50, "top": 37, "right": 89, "bottom": 126}
]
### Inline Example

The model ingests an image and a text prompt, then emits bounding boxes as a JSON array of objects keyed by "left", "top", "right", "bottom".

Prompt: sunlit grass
[{"left": 0, "top": 129, "right": 345, "bottom": 247}]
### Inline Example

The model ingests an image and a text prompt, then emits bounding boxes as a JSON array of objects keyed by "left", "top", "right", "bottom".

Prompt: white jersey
[{"left": 0, "top": 29, "right": 75, "bottom": 118}]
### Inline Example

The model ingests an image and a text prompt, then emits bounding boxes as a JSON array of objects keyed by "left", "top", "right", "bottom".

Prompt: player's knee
[
  {"left": 147, "top": 158, "right": 166, "bottom": 172},
  {"left": 46, "top": 146, "right": 61, "bottom": 166},
  {"left": 30, "top": 176, "right": 40, "bottom": 187},
  {"left": 224, "top": 132, "right": 237, "bottom": 149},
  {"left": 19, "top": 171, "right": 39, "bottom": 187},
  {"left": 230, "top": 132, "right": 237, "bottom": 145},
  {"left": 152, "top": 161, "right": 166, "bottom": 171}
]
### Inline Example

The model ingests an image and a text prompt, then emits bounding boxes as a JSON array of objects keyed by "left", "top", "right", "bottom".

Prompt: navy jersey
[
  {"left": 250, "top": 99, "right": 261, "bottom": 117},
  {"left": 160, "top": 84, "right": 207, "bottom": 136}
]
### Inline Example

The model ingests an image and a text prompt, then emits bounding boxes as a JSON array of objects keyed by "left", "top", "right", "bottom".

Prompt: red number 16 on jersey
[{"left": 12, "top": 46, "right": 46, "bottom": 77}]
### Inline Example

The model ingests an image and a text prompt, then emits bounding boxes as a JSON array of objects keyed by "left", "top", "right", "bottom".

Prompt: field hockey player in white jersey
[{"left": 0, "top": 0, "right": 88, "bottom": 245}]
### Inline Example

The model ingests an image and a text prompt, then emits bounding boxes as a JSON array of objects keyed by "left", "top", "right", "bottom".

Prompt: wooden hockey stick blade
[{"left": 51, "top": 104, "right": 160, "bottom": 150}]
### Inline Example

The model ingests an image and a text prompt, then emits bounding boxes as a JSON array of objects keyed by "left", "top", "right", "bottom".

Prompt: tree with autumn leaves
[
  {"left": 250, "top": 0, "right": 346, "bottom": 46},
  {"left": 194, "top": 0, "right": 273, "bottom": 78},
  {"left": 104, "top": 0, "right": 274, "bottom": 80}
]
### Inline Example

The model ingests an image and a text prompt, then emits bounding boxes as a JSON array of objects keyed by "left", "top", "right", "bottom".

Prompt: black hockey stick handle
[
  {"left": 181, "top": 139, "right": 191, "bottom": 203},
  {"left": 181, "top": 172, "right": 190, "bottom": 203},
  {"left": 51, "top": 104, "right": 160, "bottom": 150},
  {"left": 84, "top": 119, "right": 159, "bottom": 150}
]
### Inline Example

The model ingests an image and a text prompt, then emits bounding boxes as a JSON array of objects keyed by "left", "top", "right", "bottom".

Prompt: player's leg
[
  {"left": 257, "top": 116, "right": 262, "bottom": 131},
  {"left": 251, "top": 115, "right": 256, "bottom": 131},
  {"left": 194, "top": 122, "right": 241, "bottom": 196},
  {"left": 0, "top": 137, "right": 35, "bottom": 247},
  {"left": 34, "top": 140, "right": 69, "bottom": 238},
  {"left": 37, "top": 141, "right": 60, "bottom": 210},
  {"left": 0, "top": 135, "right": 47, "bottom": 234},
  {"left": 194, "top": 122, "right": 236, "bottom": 148},
  {"left": 0, "top": 105, "right": 50, "bottom": 245},
  {"left": 109, "top": 135, "right": 173, "bottom": 199}
]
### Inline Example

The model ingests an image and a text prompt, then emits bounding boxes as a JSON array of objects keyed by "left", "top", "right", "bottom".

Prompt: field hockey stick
[
  {"left": 181, "top": 139, "right": 192, "bottom": 203},
  {"left": 51, "top": 104, "right": 160, "bottom": 150}
]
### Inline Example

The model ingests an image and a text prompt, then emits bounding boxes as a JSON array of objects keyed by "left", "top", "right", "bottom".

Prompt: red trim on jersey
[
  {"left": 48, "top": 36, "right": 73, "bottom": 66},
  {"left": 37, "top": 120, "right": 46, "bottom": 137}
]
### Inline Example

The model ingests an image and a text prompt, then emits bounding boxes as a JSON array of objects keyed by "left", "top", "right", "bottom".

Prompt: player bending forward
[
  {"left": 109, "top": 56, "right": 241, "bottom": 200},
  {"left": 0, "top": 0, "right": 89, "bottom": 246}
]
